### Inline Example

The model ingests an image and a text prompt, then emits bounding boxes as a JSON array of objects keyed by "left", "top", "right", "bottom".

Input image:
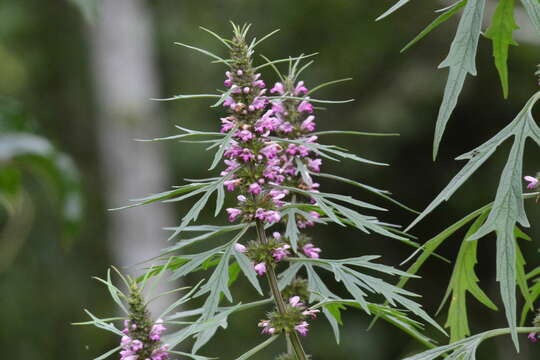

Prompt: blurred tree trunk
[{"left": 89, "top": 0, "right": 175, "bottom": 307}]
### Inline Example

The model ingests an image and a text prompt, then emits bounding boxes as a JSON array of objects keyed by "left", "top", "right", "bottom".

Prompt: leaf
[
  {"left": 233, "top": 335, "right": 280, "bottom": 360},
  {"left": 520, "top": 0, "right": 540, "bottom": 35},
  {"left": 376, "top": 0, "right": 413, "bottom": 21},
  {"left": 439, "top": 210, "right": 498, "bottom": 342},
  {"left": 401, "top": 1, "right": 466, "bottom": 53},
  {"left": 433, "top": 0, "right": 486, "bottom": 159},
  {"left": 93, "top": 346, "right": 121, "bottom": 360},
  {"left": 290, "top": 257, "right": 445, "bottom": 335},
  {"left": 233, "top": 251, "right": 264, "bottom": 295},
  {"left": 485, "top": 0, "right": 519, "bottom": 98},
  {"left": 403, "top": 326, "right": 540, "bottom": 360},
  {"left": 408, "top": 91, "right": 540, "bottom": 349}
]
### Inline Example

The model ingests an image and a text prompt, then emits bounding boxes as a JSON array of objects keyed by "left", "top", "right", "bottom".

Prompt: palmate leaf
[
  {"left": 287, "top": 257, "right": 446, "bottom": 335},
  {"left": 438, "top": 210, "right": 498, "bottom": 343},
  {"left": 485, "top": 0, "right": 519, "bottom": 99},
  {"left": 433, "top": 0, "right": 485, "bottom": 159},
  {"left": 407, "top": 91, "right": 540, "bottom": 349}
]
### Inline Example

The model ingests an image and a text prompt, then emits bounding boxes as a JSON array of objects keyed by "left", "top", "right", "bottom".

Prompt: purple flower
[
  {"left": 271, "top": 100, "right": 286, "bottom": 114},
  {"left": 273, "top": 232, "right": 281, "bottom": 239},
  {"left": 301, "top": 115, "right": 316, "bottom": 132},
  {"left": 258, "top": 319, "right": 276, "bottom": 335},
  {"left": 239, "top": 148, "right": 255, "bottom": 162},
  {"left": 529, "top": 332, "right": 538, "bottom": 342},
  {"left": 298, "top": 145, "right": 310, "bottom": 157},
  {"left": 279, "top": 122, "right": 294, "bottom": 133},
  {"left": 270, "top": 82, "right": 285, "bottom": 95},
  {"left": 524, "top": 176, "right": 539, "bottom": 189},
  {"left": 260, "top": 143, "right": 282, "bottom": 159},
  {"left": 226, "top": 208, "right": 242, "bottom": 222},
  {"left": 307, "top": 158, "right": 322, "bottom": 172},
  {"left": 298, "top": 100, "right": 313, "bottom": 113},
  {"left": 235, "top": 129, "right": 254, "bottom": 142},
  {"left": 220, "top": 117, "right": 235, "bottom": 133},
  {"left": 264, "top": 210, "right": 281, "bottom": 223},
  {"left": 234, "top": 243, "right": 247, "bottom": 253},
  {"left": 289, "top": 296, "right": 304, "bottom": 308},
  {"left": 149, "top": 319, "right": 166, "bottom": 341},
  {"left": 237, "top": 195, "right": 247, "bottom": 202},
  {"left": 286, "top": 144, "right": 298, "bottom": 155},
  {"left": 253, "top": 79, "right": 266, "bottom": 88},
  {"left": 294, "top": 81, "right": 308, "bottom": 96},
  {"left": 131, "top": 339, "right": 143, "bottom": 351},
  {"left": 272, "top": 244, "right": 290, "bottom": 262},
  {"left": 295, "top": 321, "right": 309, "bottom": 336},
  {"left": 224, "top": 178, "right": 241, "bottom": 191},
  {"left": 254, "top": 262, "right": 267, "bottom": 276},
  {"left": 303, "top": 243, "right": 321, "bottom": 259},
  {"left": 302, "top": 309, "right": 321, "bottom": 319},
  {"left": 249, "top": 183, "right": 262, "bottom": 195}
]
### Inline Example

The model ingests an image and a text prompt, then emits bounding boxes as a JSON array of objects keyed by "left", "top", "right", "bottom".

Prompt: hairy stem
[{"left": 256, "top": 221, "right": 308, "bottom": 360}]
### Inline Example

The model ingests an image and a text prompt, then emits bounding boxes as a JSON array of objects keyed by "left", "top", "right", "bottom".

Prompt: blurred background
[{"left": 0, "top": 0, "right": 539, "bottom": 358}]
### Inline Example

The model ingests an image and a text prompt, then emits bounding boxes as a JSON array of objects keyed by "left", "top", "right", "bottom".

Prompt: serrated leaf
[
  {"left": 485, "top": 0, "right": 519, "bottom": 98},
  {"left": 433, "top": 0, "right": 486, "bottom": 159},
  {"left": 439, "top": 210, "right": 498, "bottom": 342}
]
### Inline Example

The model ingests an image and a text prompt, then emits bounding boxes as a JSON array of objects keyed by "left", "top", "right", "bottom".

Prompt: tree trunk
[{"left": 89, "top": 0, "right": 175, "bottom": 311}]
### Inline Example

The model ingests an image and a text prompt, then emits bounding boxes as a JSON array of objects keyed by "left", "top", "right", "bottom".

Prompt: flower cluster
[
  {"left": 120, "top": 282, "right": 169, "bottom": 360},
  {"left": 235, "top": 232, "right": 322, "bottom": 277},
  {"left": 258, "top": 296, "right": 320, "bottom": 337}
]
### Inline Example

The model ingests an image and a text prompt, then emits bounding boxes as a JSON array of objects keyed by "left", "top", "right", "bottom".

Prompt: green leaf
[
  {"left": 433, "top": 0, "right": 486, "bottom": 159},
  {"left": 401, "top": 1, "right": 466, "bottom": 53},
  {"left": 439, "top": 210, "right": 498, "bottom": 343},
  {"left": 233, "top": 335, "right": 280, "bottom": 360},
  {"left": 520, "top": 0, "right": 540, "bottom": 35},
  {"left": 485, "top": 0, "right": 519, "bottom": 98},
  {"left": 233, "top": 251, "right": 264, "bottom": 295},
  {"left": 408, "top": 91, "right": 540, "bottom": 350}
]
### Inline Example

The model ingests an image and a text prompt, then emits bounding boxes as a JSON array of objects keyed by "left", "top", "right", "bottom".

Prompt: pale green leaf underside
[{"left": 433, "top": 0, "right": 486, "bottom": 159}]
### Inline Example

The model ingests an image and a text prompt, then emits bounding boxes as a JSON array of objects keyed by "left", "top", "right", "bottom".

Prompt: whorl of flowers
[
  {"left": 258, "top": 296, "right": 320, "bottom": 337},
  {"left": 120, "top": 282, "right": 169, "bottom": 360}
]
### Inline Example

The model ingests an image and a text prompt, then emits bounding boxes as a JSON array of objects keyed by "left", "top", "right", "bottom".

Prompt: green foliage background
[{"left": 0, "top": 0, "right": 539, "bottom": 358}]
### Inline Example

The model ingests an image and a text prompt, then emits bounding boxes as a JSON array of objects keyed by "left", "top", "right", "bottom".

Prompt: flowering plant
[{"left": 78, "top": 14, "right": 540, "bottom": 359}]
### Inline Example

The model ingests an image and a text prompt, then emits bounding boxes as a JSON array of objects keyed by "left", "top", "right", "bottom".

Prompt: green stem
[{"left": 255, "top": 221, "right": 308, "bottom": 360}]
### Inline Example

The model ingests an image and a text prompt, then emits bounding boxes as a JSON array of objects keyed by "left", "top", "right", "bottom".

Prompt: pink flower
[
  {"left": 220, "top": 117, "right": 235, "bottom": 133},
  {"left": 289, "top": 296, "right": 304, "bottom": 308},
  {"left": 239, "top": 148, "right": 255, "bottom": 162},
  {"left": 294, "top": 81, "right": 308, "bottom": 96},
  {"left": 301, "top": 115, "right": 316, "bottom": 132},
  {"left": 298, "top": 100, "right": 313, "bottom": 113},
  {"left": 223, "top": 96, "right": 236, "bottom": 108},
  {"left": 279, "top": 122, "right": 294, "bottom": 133},
  {"left": 224, "top": 178, "right": 241, "bottom": 191},
  {"left": 272, "top": 244, "right": 290, "bottom": 262},
  {"left": 302, "top": 309, "right": 320, "bottom": 319},
  {"left": 253, "top": 79, "right": 266, "bottom": 88},
  {"left": 235, "top": 129, "right": 254, "bottom": 142},
  {"left": 272, "top": 100, "right": 286, "bottom": 114},
  {"left": 254, "top": 262, "right": 267, "bottom": 276},
  {"left": 303, "top": 243, "right": 321, "bottom": 259},
  {"left": 248, "top": 183, "right": 262, "bottom": 195},
  {"left": 260, "top": 143, "right": 282, "bottom": 159},
  {"left": 286, "top": 144, "right": 298, "bottom": 155},
  {"left": 226, "top": 208, "right": 242, "bottom": 222},
  {"left": 264, "top": 210, "right": 281, "bottom": 223},
  {"left": 237, "top": 195, "right": 247, "bottom": 202},
  {"left": 131, "top": 339, "right": 143, "bottom": 351},
  {"left": 295, "top": 321, "right": 309, "bottom": 336},
  {"left": 234, "top": 243, "right": 247, "bottom": 253},
  {"left": 270, "top": 82, "right": 285, "bottom": 95},
  {"left": 258, "top": 319, "right": 276, "bottom": 334},
  {"left": 529, "top": 332, "right": 538, "bottom": 342},
  {"left": 524, "top": 176, "right": 539, "bottom": 189},
  {"left": 273, "top": 232, "right": 281, "bottom": 239},
  {"left": 307, "top": 158, "right": 322, "bottom": 172},
  {"left": 149, "top": 319, "right": 166, "bottom": 341},
  {"left": 298, "top": 145, "right": 310, "bottom": 157}
]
